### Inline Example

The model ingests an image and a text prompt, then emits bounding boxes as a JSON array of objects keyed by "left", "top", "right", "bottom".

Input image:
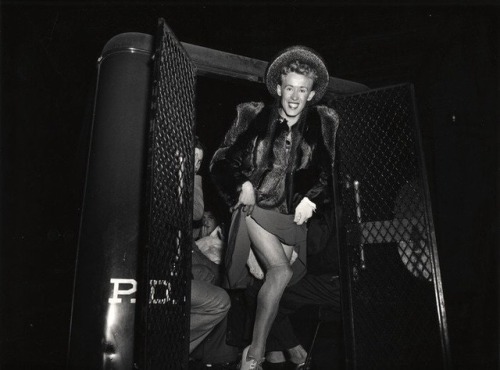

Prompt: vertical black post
[
  {"left": 409, "top": 85, "right": 451, "bottom": 368},
  {"left": 67, "top": 33, "right": 154, "bottom": 370}
]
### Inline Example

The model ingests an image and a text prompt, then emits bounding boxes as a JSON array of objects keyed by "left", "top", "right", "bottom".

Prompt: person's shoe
[
  {"left": 239, "top": 346, "right": 264, "bottom": 370},
  {"left": 291, "top": 359, "right": 309, "bottom": 370},
  {"left": 286, "top": 345, "right": 307, "bottom": 369}
]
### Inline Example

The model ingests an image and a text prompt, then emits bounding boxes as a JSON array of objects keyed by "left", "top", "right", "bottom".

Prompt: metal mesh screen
[
  {"left": 140, "top": 19, "right": 196, "bottom": 369},
  {"left": 330, "top": 84, "right": 450, "bottom": 369}
]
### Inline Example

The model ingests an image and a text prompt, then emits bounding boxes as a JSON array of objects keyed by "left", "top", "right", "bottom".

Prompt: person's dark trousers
[
  {"left": 190, "top": 315, "right": 240, "bottom": 365},
  {"left": 266, "top": 273, "right": 341, "bottom": 351},
  {"left": 190, "top": 279, "right": 231, "bottom": 353}
]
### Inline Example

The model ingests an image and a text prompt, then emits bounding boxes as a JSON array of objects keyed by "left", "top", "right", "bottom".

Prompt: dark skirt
[
  {"left": 250, "top": 206, "right": 307, "bottom": 248},
  {"left": 224, "top": 205, "right": 307, "bottom": 289}
]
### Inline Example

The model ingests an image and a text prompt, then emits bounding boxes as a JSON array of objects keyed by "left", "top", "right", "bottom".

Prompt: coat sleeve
[
  {"left": 210, "top": 102, "right": 265, "bottom": 207},
  {"left": 295, "top": 105, "right": 340, "bottom": 209}
]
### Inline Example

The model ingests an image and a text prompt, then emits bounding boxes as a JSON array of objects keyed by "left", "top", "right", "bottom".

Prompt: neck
[{"left": 278, "top": 109, "right": 300, "bottom": 127}]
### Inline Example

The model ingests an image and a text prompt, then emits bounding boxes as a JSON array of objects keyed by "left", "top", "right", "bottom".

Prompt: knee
[
  {"left": 192, "top": 264, "right": 216, "bottom": 284},
  {"left": 267, "top": 264, "right": 293, "bottom": 287}
]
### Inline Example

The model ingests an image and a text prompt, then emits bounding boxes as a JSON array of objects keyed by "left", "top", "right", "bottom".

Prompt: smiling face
[{"left": 276, "top": 71, "right": 316, "bottom": 125}]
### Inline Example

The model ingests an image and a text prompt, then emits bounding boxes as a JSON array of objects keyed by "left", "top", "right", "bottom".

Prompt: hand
[
  {"left": 290, "top": 249, "right": 298, "bottom": 265},
  {"left": 294, "top": 197, "right": 316, "bottom": 225},
  {"left": 231, "top": 181, "right": 256, "bottom": 214},
  {"left": 195, "top": 230, "right": 224, "bottom": 265}
]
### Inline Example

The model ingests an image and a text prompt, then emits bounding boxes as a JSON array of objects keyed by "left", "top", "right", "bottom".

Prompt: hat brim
[{"left": 265, "top": 45, "right": 329, "bottom": 105}]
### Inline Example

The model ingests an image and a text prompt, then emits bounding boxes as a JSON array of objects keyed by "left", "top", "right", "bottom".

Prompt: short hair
[{"left": 280, "top": 60, "right": 319, "bottom": 87}]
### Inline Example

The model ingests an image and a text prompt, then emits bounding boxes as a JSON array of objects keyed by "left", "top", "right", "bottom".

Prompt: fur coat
[
  {"left": 210, "top": 101, "right": 339, "bottom": 288},
  {"left": 210, "top": 101, "right": 339, "bottom": 213}
]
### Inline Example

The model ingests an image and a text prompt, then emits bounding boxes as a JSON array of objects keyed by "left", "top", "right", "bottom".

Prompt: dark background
[{"left": 1, "top": 2, "right": 498, "bottom": 369}]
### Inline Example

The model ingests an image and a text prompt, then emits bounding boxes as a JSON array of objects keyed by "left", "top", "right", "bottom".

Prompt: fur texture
[{"left": 210, "top": 101, "right": 339, "bottom": 214}]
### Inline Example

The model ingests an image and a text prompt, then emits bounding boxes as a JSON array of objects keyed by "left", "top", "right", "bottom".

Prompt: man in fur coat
[{"left": 210, "top": 45, "right": 339, "bottom": 369}]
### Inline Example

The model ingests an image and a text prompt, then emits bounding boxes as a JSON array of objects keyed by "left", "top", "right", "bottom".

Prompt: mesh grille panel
[
  {"left": 142, "top": 19, "right": 196, "bottom": 369},
  {"left": 331, "top": 85, "right": 449, "bottom": 369}
]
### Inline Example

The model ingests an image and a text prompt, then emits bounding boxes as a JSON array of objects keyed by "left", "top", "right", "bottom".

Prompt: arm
[
  {"left": 305, "top": 105, "right": 339, "bottom": 204},
  {"left": 294, "top": 106, "right": 339, "bottom": 222},
  {"left": 302, "top": 145, "right": 333, "bottom": 206},
  {"left": 210, "top": 102, "right": 264, "bottom": 208}
]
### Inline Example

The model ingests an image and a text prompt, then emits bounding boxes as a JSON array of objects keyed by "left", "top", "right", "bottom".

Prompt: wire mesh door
[
  {"left": 331, "top": 84, "right": 450, "bottom": 370},
  {"left": 138, "top": 19, "right": 196, "bottom": 369}
]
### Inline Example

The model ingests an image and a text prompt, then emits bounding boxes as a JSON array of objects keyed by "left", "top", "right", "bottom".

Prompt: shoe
[
  {"left": 239, "top": 346, "right": 264, "bottom": 370},
  {"left": 291, "top": 359, "right": 309, "bottom": 370}
]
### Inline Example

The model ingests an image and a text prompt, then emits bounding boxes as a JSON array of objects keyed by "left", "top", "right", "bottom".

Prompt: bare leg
[{"left": 244, "top": 215, "right": 294, "bottom": 362}]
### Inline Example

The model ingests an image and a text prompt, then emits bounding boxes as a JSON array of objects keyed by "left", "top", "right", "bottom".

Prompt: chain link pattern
[
  {"left": 142, "top": 20, "right": 196, "bottom": 369},
  {"left": 331, "top": 84, "right": 446, "bottom": 369}
]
